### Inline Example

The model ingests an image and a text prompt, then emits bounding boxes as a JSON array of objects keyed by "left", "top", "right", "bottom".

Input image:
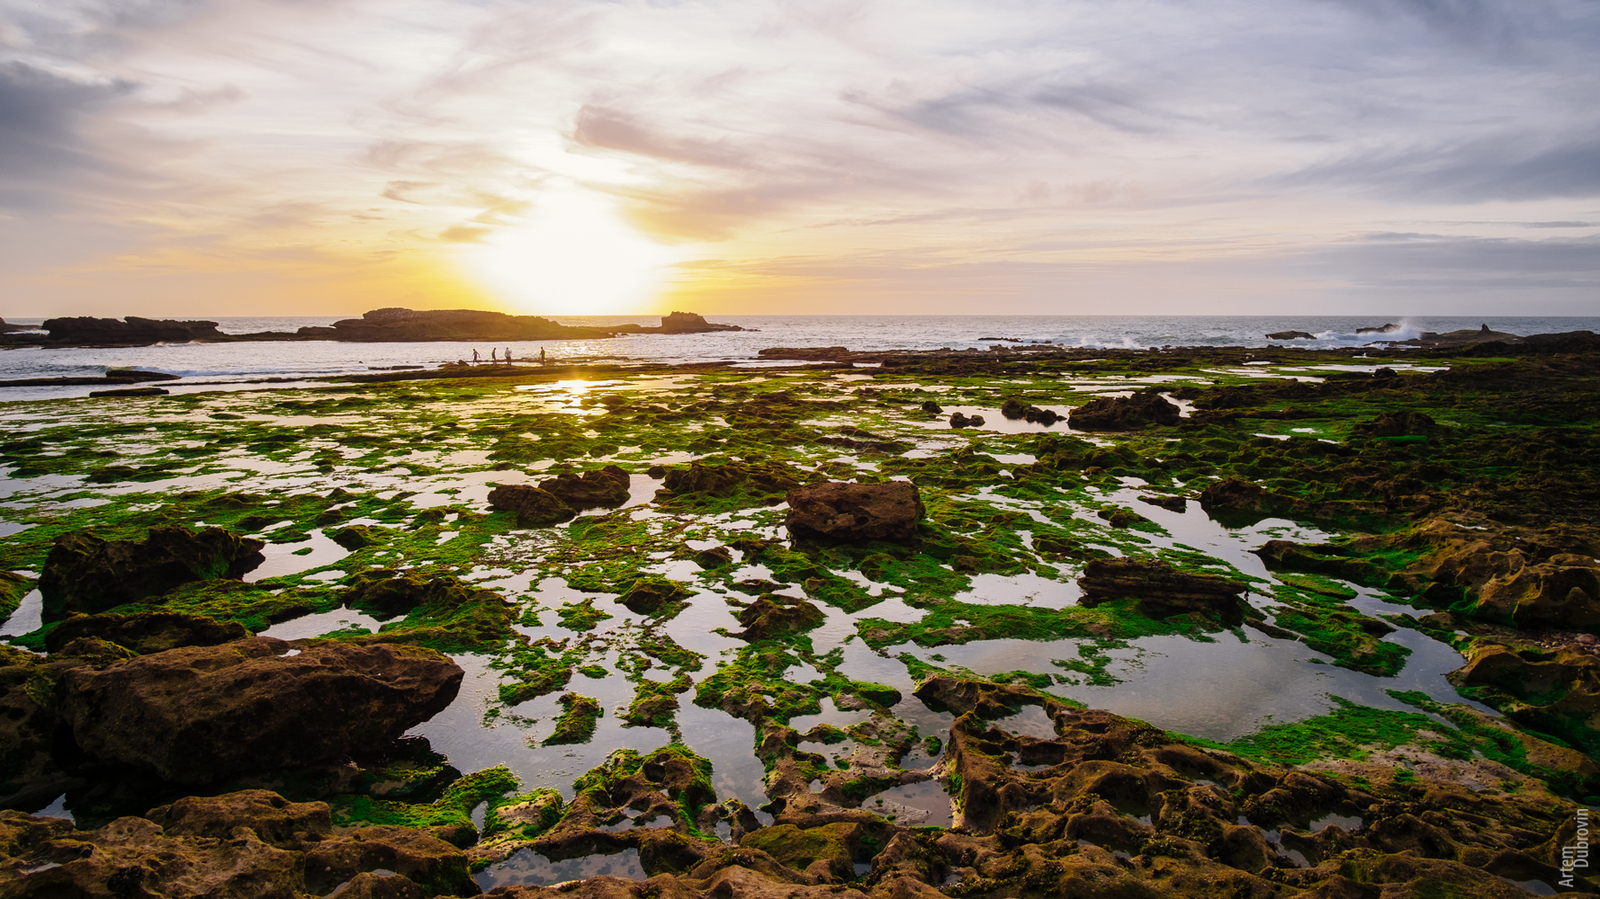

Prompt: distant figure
[
  {"left": 491, "top": 348, "right": 498, "bottom": 363},
  {"left": 505, "top": 347, "right": 512, "bottom": 362},
  {"left": 540, "top": 348, "right": 547, "bottom": 365},
  {"left": 472, "top": 349, "right": 480, "bottom": 364}
]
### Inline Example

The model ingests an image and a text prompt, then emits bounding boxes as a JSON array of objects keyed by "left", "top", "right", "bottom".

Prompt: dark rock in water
[
  {"left": 39, "top": 527, "right": 266, "bottom": 621},
  {"left": 949, "top": 411, "right": 985, "bottom": 428},
  {"left": 0, "top": 789, "right": 477, "bottom": 897},
  {"left": 618, "top": 577, "right": 694, "bottom": 617},
  {"left": 57, "top": 636, "right": 463, "bottom": 783},
  {"left": 1077, "top": 557, "right": 1248, "bottom": 624},
  {"left": 1357, "top": 322, "right": 1403, "bottom": 334},
  {"left": 1001, "top": 397, "right": 1062, "bottom": 425},
  {"left": 1354, "top": 411, "right": 1437, "bottom": 438},
  {"left": 693, "top": 545, "right": 733, "bottom": 569},
  {"left": 1138, "top": 493, "right": 1188, "bottom": 512},
  {"left": 342, "top": 570, "right": 515, "bottom": 651},
  {"left": 657, "top": 459, "right": 802, "bottom": 506},
  {"left": 785, "top": 481, "right": 925, "bottom": 543},
  {"left": 44, "top": 610, "right": 248, "bottom": 655},
  {"left": 611, "top": 311, "right": 746, "bottom": 334},
  {"left": 734, "top": 594, "right": 824, "bottom": 641},
  {"left": 309, "top": 307, "right": 615, "bottom": 342},
  {"left": 39, "top": 316, "right": 222, "bottom": 346},
  {"left": 920, "top": 400, "right": 943, "bottom": 414},
  {"left": 1199, "top": 477, "right": 1299, "bottom": 520},
  {"left": 1266, "top": 330, "right": 1316, "bottom": 340},
  {"left": 331, "top": 524, "right": 381, "bottom": 550},
  {"left": 486, "top": 484, "right": 575, "bottom": 526},
  {"left": 87, "top": 386, "right": 168, "bottom": 397},
  {"left": 1069, "top": 392, "right": 1180, "bottom": 431},
  {"left": 538, "top": 465, "right": 630, "bottom": 510}
]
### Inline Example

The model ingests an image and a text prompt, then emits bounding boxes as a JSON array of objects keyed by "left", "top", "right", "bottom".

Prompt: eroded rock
[
  {"left": 1077, "top": 557, "right": 1249, "bottom": 624},
  {"left": 538, "top": 465, "right": 630, "bottom": 510},
  {"left": 785, "top": 482, "right": 924, "bottom": 543},
  {"left": 487, "top": 485, "right": 575, "bottom": 527},
  {"left": 38, "top": 527, "right": 266, "bottom": 620},
  {"left": 1069, "top": 392, "right": 1180, "bottom": 431}
]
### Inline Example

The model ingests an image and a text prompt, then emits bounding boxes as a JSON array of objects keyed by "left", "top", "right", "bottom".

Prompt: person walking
[
  {"left": 472, "top": 349, "right": 480, "bottom": 364},
  {"left": 540, "top": 348, "right": 547, "bottom": 365}
]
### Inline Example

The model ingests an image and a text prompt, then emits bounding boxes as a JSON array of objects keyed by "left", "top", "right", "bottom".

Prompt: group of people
[{"left": 470, "top": 347, "right": 549, "bottom": 365}]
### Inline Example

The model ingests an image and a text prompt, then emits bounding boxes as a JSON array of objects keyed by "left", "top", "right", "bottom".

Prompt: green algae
[
  {"left": 556, "top": 598, "right": 613, "bottom": 632},
  {"left": 330, "top": 765, "right": 518, "bottom": 846},
  {"left": 545, "top": 692, "right": 602, "bottom": 745}
]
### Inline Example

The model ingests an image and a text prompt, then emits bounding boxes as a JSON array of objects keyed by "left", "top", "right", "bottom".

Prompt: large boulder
[
  {"left": 784, "top": 481, "right": 924, "bottom": 543},
  {"left": 733, "top": 595, "right": 825, "bottom": 641},
  {"left": 487, "top": 485, "right": 575, "bottom": 527},
  {"left": 1077, "top": 557, "right": 1249, "bottom": 624},
  {"left": 38, "top": 527, "right": 265, "bottom": 620},
  {"left": 56, "top": 637, "right": 463, "bottom": 783},
  {"left": 538, "top": 465, "right": 630, "bottom": 510},
  {"left": 43, "top": 610, "right": 248, "bottom": 655},
  {"left": 1069, "top": 393, "right": 1181, "bottom": 431}
]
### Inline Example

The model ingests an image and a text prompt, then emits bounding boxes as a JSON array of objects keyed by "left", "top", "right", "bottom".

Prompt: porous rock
[
  {"left": 38, "top": 526, "right": 266, "bottom": 620},
  {"left": 1069, "top": 392, "right": 1180, "bottom": 431},
  {"left": 734, "top": 595, "right": 825, "bottom": 641},
  {"left": 57, "top": 636, "right": 463, "bottom": 783},
  {"left": 487, "top": 484, "right": 575, "bottom": 526},
  {"left": 43, "top": 610, "right": 248, "bottom": 655},
  {"left": 785, "top": 481, "right": 925, "bottom": 543},
  {"left": 538, "top": 465, "right": 631, "bottom": 510},
  {"left": 1077, "top": 556, "right": 1249, "bottom": 624}
]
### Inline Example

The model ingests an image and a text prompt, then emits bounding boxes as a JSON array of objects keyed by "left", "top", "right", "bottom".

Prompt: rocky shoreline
[
  {"left": 1, "top": 334, "right": 1598, "bottom": 896},
  {"left": 0, "top": 308, "right": 746, "bottom": 349}
]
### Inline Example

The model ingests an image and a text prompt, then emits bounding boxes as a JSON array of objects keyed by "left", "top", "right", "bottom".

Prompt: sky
[{"left": 1, "top": 0, "right": 1597, "bottom": 319}]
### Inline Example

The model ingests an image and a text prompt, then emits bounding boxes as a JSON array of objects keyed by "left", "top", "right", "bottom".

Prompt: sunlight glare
[{"left": 465, "top": 186, "right": 676, "bottom": 315}]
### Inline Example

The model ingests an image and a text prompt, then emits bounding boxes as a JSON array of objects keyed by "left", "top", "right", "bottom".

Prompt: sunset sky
[{"left": 2, "top": 0, "right": 1597, "bottom": 318}]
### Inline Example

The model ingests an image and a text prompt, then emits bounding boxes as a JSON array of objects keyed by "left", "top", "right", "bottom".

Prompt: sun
[{"left": 463, "top": 185, "right": 677, "bottom": 316}]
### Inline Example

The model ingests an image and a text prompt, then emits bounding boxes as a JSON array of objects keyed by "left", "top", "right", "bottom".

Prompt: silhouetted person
[
  {"left": 505, "top": 347, "right": 512, "bottom": 362},
  {"left": 540, "top": 348, "right": 547, "bottom": 365},
  {"left": 491, "top": 348, "right": 498, "bottom": 362},
  {"left": 472, "top": 349, "right": 480, "bottom": 364}
]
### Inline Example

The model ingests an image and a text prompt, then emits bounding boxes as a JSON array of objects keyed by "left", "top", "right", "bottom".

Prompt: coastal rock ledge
[{"left": 57, "top": 636, "right": 463, "bottom": 783}]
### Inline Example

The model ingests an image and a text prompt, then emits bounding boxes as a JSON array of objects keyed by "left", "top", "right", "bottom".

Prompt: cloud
[
  {"left": 0, "top": 62, "right": 135, "bottom": 209},
  {"left": 1279, "top": 133, "right": 1600, "bottom": 202}
]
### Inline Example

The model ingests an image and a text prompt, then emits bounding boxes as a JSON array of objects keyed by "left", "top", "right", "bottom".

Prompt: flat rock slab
[
  {"left": 784, "top": 481, "right": 924, "bottom": 543},
  {"left": 58, "top": 637, "right": 462, "bottom": 783}
]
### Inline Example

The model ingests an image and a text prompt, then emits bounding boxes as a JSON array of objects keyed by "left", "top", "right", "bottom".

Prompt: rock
[
  {"left": 1000, "top": 398, "right": 1063, "bottom": 426},
  {"left": 538, "top": 465, "right": 630, "bottom": 510},
  {"left": 734, "top": 595, "right": 825, "bottom": 641},
  {"left": 1077, "top": 557, "right": 1249, "bottom": 624},
  {"left": 611, "top": 311, "right": 746, "bottom": 334},
  {"left": 920, "top": 400, "right": 943, "bottom": 414},
  {"left": 43, "top": 610, "right": 248, "bottom": 655},
  {"left": 657, "top": 460, "right": 802, "bottom": 507},
  {"left": 311, "top": 307, "right": 615, "bottom": 342},
  {"left": 948, "top": 412, "right": 985, "bottom": 428},
  {"left": 87, "top": 386, "right": 168, "bottom": 397},
  {"left": 146, "top": 789, "right": 333, "bottom": 847},
  {"left": 618, "top": 577, "right": 694, "bottom": 617},
  {"left": 331, "top": 525, "right": 381, "bottom": 550},
  {"left": 56, "top": 636, "right": 463, "bottom": 783},
  {"left": 40, "top": 316, "right": 222, "bottom": 345},
  {"left": 487, "top": 485, "right": 575, "bottom": 527},
  {"left": 1449, "top": 641, "right": 1600, "bottom": 756},
  {"left": 1266, "top": 330, "right": 1316, "bottom": 340},
  {"left": 38, "top": 527, "right": 266, "bottom": 621},
  {"left": 1354, "top": 411, "right": 1437, "bottom": 438},
  {"left": 693, "top": 546, "right": 734, "bottom": 569},
  {"left": 0, "top": 654, "right": 86, "bottom": 809},
  {"left": 343, "top": 571, "right": 516, "bottom": 651},
  {"left": 1069, "top": 393, "right": 1180, "bottom": 431},
  {"left": 1357, "top": 323, "right": 1403, "bottom": 334},
  {"left": 1199, "top": 477, "right": 1301, "bottom": 521},
  {"left": 785, "top": 481, "right": 925, "bottom": 543}
]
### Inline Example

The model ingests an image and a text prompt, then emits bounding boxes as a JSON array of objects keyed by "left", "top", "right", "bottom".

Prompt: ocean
[{"left": 1, "top": 314, "right": 1596, "bottom": 403}]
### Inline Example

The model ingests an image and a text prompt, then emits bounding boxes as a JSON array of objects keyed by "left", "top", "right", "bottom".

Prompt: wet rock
[
  {"left": 1200, "top": 477, "right": 1302, "bottom": 521},
  {"left": 1354, "top": 411, "right": 1438, "bottom": 438},
  {"left": 785, "top": 481, "right": 925, "bottom": 543},
  {"left": 44, "top": 610, "right": 248, "bottom": 655},
  {"left": 487, "top": 484, "right": 575, "bottom": 527},
  {"left": 693, "top": 545, "right": 734, "bottom": 569},
  {"left": 87, "top": 386, "right": 168, "bottom": 398},
  {"left": 1449, "top": 641, "right": 1600, "bottom": 756},
  {"left": 38, "top": 526, "right": 266, "bottom": 621},
  {"left": 657, "top": 459, "right": 802, "bottom": 507},
  {"left": 1138, "top": 493, "right": 1188, "bottom": 512},
  {"left": 57, "top": 636, "right": 463, "bottom": 783},
  {"left": 999, "top": 397, "right": 1062, "bottom": 425},
  {"left": 40, "top": 315, "right": 223, "bottom": 345},
  {"left": 734, "top": 595, "right": 825, "bottom": 641},
  {"left": 538, "top": 465, "right": 631, "bottom": 510},
  {"left": 1069, "top": 392, "right": 1180, "bottom": 431},
  {"left": 331, "top": 525, "right": 381, "bottom": 550},
  {"left": 948, "top": 412, "right": 984, "bottom": 428},
  {"left": 1077, "top": 557, "right": 1249, "bottom": 624},
  {"left": 0, "top": 653, "right": 86, "bottom": 809},
  {"left": 146, "top": 789, "right": 333, "bottom": 847},
  {"left": 618, "top": 577, "right": 694, "bottom": 617},
  {"left": 1266, "top": 330, "right": 1316, "bottom": 340},
  {"left": 920, "top": 400, "right": 943, "bottom": 414}
]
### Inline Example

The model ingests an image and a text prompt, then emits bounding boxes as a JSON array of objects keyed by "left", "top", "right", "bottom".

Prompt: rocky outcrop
[
  {"left": 785, "top": 482, "right": 925, "bottom": 543},
  {"left": 1450, "top": 640, "right": 1600, "bottom": 756},
  {"left": 1354, "top": 410, "right": 1438, "bottom": 438},
  {"left": 487, "top": 485, "right": 576, "bottom": 527},
  {"left": 304, "top": 307, "right": 615, "bottom": 342},
  {"left": 999, "top": 397, "right": 1062, "bottom": 426},
  {"left": 0, "top": 790, "right": 477, "bottom": 897},
  {"left": 43, "top": 610, "right": 248, "bottom": 655},
  {"left": 612, "top": 312, "right": 746, "bottom": 334},
  {"left": 618, "top": 577, "right": 694, "bottom": 617},
  {"left": 37, "top": 316, "right": 222, "bottom": 346},
  {"left": 38, "top": 527, "right": 265, "bottom": 621},
  {"left": 733, "top": 595, "right": 825, "bottom": 641},
  {"left": 656, "top": 460, "right": 803, "bottom": 507},
  {"left": 1077, "top": 557, "right": 1249, "bottom": 624},
  {"left": 948, "top": 411, "right": 985, "bottom": 428},
  {"left": 1069, "top": 392, "right": 1181, "bottom": 431},
  {"left": 56, "top": 637, "right": 463, "bottom": 783},
  {"left": 1266, "top": 330, "right": 1315, "bottom": 340},
  {"left": 538, "top": 466, "right": 630, "bottom": 510}
]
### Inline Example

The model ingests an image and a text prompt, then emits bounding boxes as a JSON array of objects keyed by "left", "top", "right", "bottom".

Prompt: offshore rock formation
[
  {"left": 299, "top": 307, "right": 617, "bottom": 342},
  {"left": 611, "top": 311, "right": 746, "bottom": 334},
  {"left": 34, "top": 316, "right": 222, "bottom": 345}
]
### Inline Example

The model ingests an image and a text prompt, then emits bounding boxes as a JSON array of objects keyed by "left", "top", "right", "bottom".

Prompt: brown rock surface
[
  {"left": 539, "top": 465, "right": 631, "bottom": 510},
  {"left": 785, "top": 482, "right": 924, "bottom": 543},
  {"left": 57, "top": 637, "right": 462, "bottom": 783},
  {"left": 1077, "top": 556, "right": 1249, "bottom": 624},
  {"left": 38, "top": 527, "right": 265, "bottom": 620},
  {"left": 1069, "top": 392, "right": 1181, "bottom": 430},
  {"left": 487, "top": 484, "right": 576, "bottom": 527}
]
